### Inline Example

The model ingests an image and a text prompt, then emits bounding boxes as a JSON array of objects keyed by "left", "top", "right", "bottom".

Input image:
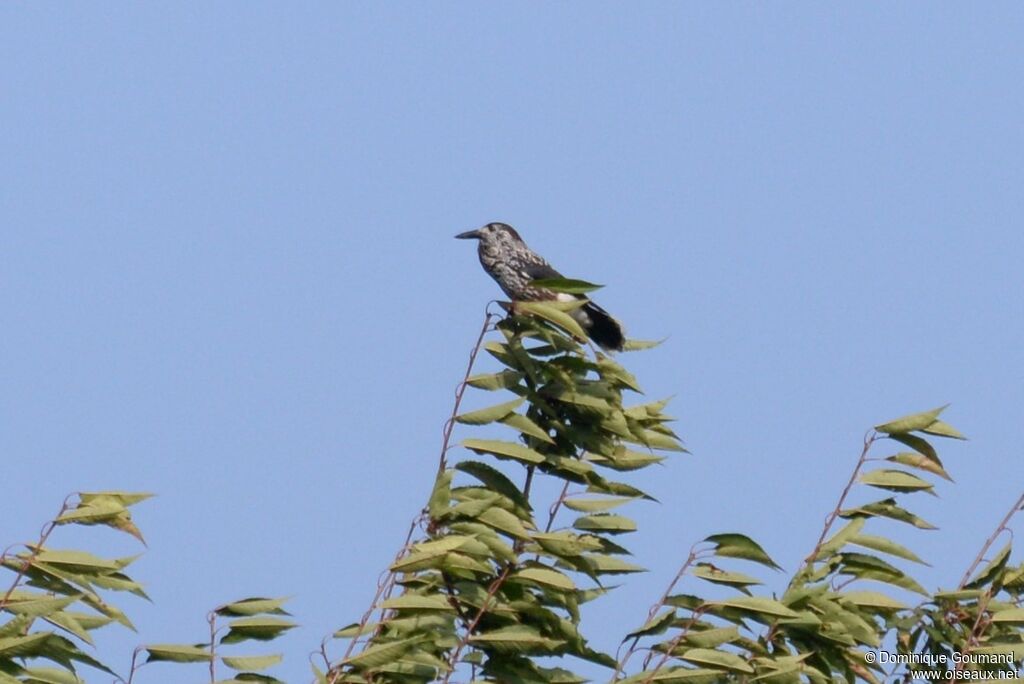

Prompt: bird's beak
[{"left": 455, "top": 229, "right": 481, "bottom": 240}]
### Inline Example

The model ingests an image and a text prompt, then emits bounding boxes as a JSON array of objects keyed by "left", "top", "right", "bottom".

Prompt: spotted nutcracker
[{"left": 455, "top": 222, "right": 625, "bottom": 351}]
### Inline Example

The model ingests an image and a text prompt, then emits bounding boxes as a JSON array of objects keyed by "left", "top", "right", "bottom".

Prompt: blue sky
[{"left": 2, "top": 3, "right": 1022, "bottom": 682}]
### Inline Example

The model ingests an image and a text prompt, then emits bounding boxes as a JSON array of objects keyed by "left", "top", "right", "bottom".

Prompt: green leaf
[
  {"left": 380, "top": 594, "right": 455, "bottom": 611},
  {"left": 886, "top": 432, "right": 939, "bottom": 461},
  {"left": 849, "top": 534, "right": 927, "bottom": 564},
  {"left": 220, "top": 617, "right": 297, "bottom": 644},
  {"left": 838, "top": 498, "right": 937, "bottom": 529},
  {"left": 455, "top": 461, "right": 531, "bottom": 512},
  {"left": 562, "top": 496, "right": 636, "bottom": 513},
  {"left": 466, "top": 370, "right": 524, "bottom": 391},
  {"left": 477, "top": 507, "right": 532, "bottom": 539},
  {"left": 573, "top": 514, "right": 637, "bottom": 534},
  {"left": 500, "top": 412, "right": 555, "bottom": 444},
  {"left": 885, "top": 452, "right": 952, "bottom": 481},
  {"left": 582, "top": 554, "right": 645, "bottom": 574},
  {"left": 32, "top": 549, "right": 121, "bottom": 573},
  {"left": 683, "top": 626, "right": 740, "bottom": 649},
  {"left": 531, "top": 531, "right": 604, "bottom": 557},
  {"left": 529, "top": 277, "right": 603, "bottom": 294},
  {"left": 840, "top": 591, "right": 907, "bottom": 610},
  {"left": 13, "top": 668, "right": 83, "bottom": 684},
  {"left": 216, "top": 597, "right": 290, "bottom": 617},
  {"left": 1, "top": 594, "right": 80, "bottom": 619},
  {"left": 511, "top": 567, "right": 576, "bottom": 591},
  {"left": 920, "top": 420, "right": 966, "bottom": 440},
  {"left": 455, "top": 397, "right": 525, "bottom": 425},
  {"left": 0, "top": 632, "right": 52, "bottom": 657},
  {"left": 469, "top": 625, "right": 561, "bottom": 650},
  {"left": 680, "top": 648, "right": 755, "bottom": 673},
  {"left": 705, "top": 533, "right": 781, "bottom": 570},
  {"left": 690, "top": 564, "right": 762, "bottom": 591},
  {"left": 858, "top": 469, "right": 934, "bottom": 493},
  {"left": 875, "top": 405, "right": 947, "bottom": 434},
  {"left": 713, "top": 597, "right": 799, "bottom": 619},
  {"left": 621, "top": 339, "right": 663, "bottom": 352},
  {"left": 625, "top": 609, "right": 676, "bottom": 639},
  {"left": 816, "top": 518, "right": 865, "bottom": 559},
  {"left": 145, "top": 643, "right": 212, "bottom": 663},
  {"left": 461, "top": 438, "right": 545, "bottom": 464},
  {"left": 965, "top": 542, "right": 1011, "bottom": 589},
  {"left": 342, "top": 636, "right": 423, "bottom": 668},
  {"left": 222, "top": 654, "right": 283, "bottom": 671},
  {"left": 515, "top": 301, "right": 588, "bottom": 341}
]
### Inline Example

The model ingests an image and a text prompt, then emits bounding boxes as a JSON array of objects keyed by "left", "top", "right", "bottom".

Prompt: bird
[{"left": 455, "top": 222, "right": 625, "bottom": 351}]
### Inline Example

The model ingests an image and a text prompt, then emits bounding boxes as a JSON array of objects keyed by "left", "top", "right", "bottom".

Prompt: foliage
[
  {"left": 3, "top": 298, "right": 1022, "bottom": 683},
  {"left": 0, "top": 493, "right": 294, "bottom": 683},
  {"left": 321, "top": 304, "right": 1023, "bottom": 683}
]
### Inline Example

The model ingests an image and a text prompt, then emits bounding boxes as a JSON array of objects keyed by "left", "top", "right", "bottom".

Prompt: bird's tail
[{"left": 580, "top": 301, "right": 625, "bottom": 352}]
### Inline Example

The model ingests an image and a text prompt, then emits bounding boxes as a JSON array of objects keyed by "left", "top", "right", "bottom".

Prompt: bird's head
[{"left": 455, "top": 222, "right": 524, "bottom": 248}]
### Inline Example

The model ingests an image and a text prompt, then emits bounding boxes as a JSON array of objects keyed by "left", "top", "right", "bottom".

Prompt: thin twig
[
  {"left": 952, "top": 491, "right": 1024, "bottom": 671},
  {"left": 441, "top": 564, "right": 514, "bottom": 684},
  {"left": 801, "top": 431, "right": 878, "bottom": 569},
  {"left": 638, "top": 606, "right": 709, "bottom": 683},
  {"left": 0, "top": 496, "right": 73, "bottom": 611},
  {"left": 957, "top": 491, "right": 1024, "bottom": 589},
  {"left": 207, "top": 611, "right": 217, "bottom": 684},
  {"left": 328, "top": 309, "right": 496, "bottom": 683},
  {"left": 611, "top": 543, "right": 708, "bottom": 681},
  {"left": 438, "top": 311, "right": 497, "bottom": 474},
  {"left": 544, "top": 480, "right": 572, "bottom": 534}
]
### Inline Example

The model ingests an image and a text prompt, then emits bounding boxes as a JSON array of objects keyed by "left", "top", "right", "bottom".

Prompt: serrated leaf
[
  {"left": 838, "top": 498, "right": 936, "bottom": 529},
  {"left": 221, "top": 653, "right": 283, "bottom": 671},
  {"left": 840, "top": 591, "right": 907, "bottom": 610},
  {"left": 455, "top": 397, "right": 525, "bottom": 425},
  {"left": 216, "top": 597, "right": 290, "bottom": 617},
  {"left": 858, "top": 469, "right": 934, "bottom": 493},
  {"left": 455, "top": 461, "right": 531, "bottom": 512},
  {"left": 428, "top": 469, "right": 453, "bottom": 519},
  {"left": 380, "top": 594, "right": 455, "bottom": 611},
  {"left": 500, "top": 412, "right": 555, "bottom": 444},
  {"left": 886, "top": 452, "right": 952, "bottom": 481},
  {"left": 713, "top": 597, "right": 798, "bottom": 619},
  {"left": 625, "top": 609, "right": 676, "bottom": 639},
  {"left": 342, "top": 636, "right": 423, "bottom": 668},
  {"left": 680, "top": 648, "right": 755, "bottom": 673},
  {"left": 562, "top": 496, "right": 636, "bottom": 513},
  {"left": 965, "top": 542, "right": 1011, "bottom": 589},
  {"left": 573, "top": 514, "right": 636, "bottom": 534},
  {"left": 477, "top": 507, "right": 532, "bottom": 539},
  {"left": 816, "top": 518, "right": 866, "bottom": 559},
  {"left": 875, "top": 405, "right": 947, "bottom": 434},
  {"left": 690, "top": 564, "right": 762, "bottom": 591},
  {"left": 466, "top": 370, "right": 524, "bottom": 391},
  {"left": 849, "top": 534, "right": 927, "bottom": 564},
  {"left": 2, "top": 594, "right": 80, "bottom": 619},
  {"left": 220, "top": 617, "right": 297, "bottom": 644},
  {"left": 14, "top": 668, "right": 83, "bottom": 684},
  {"left": 512, "top": 567, "right": 576, "bottom": 591},
  {"left": 461, "top": 438, "right": 545, "bottom": 464},
  {"left": 919, "top": 420, "right": 965, "bottom": 440},
  {"left": 469, "top": 625, "right": 561, "bottom": 650},
  {"left": 145, "top": 643, "right": 212, "bottom": 663},
  {"left": 705, "top": 533, "right": 781, "bottom": 570}
]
